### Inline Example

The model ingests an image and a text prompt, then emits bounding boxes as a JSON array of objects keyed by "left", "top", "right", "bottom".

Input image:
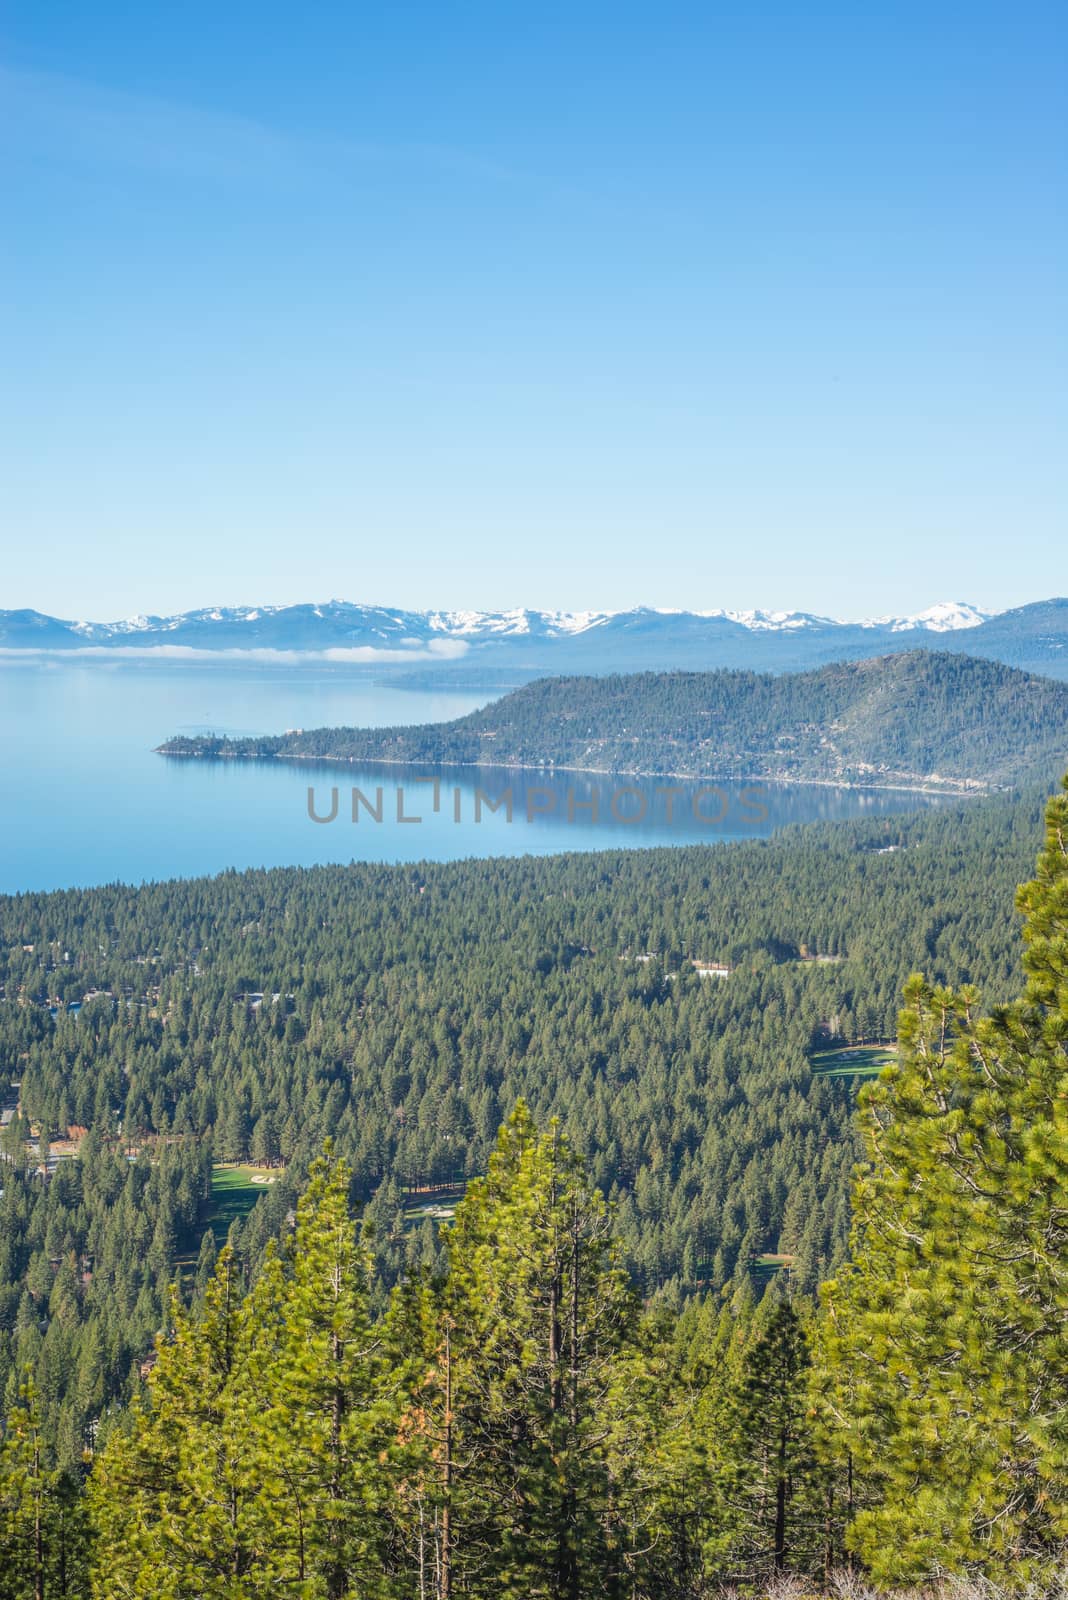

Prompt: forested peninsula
[{"left": 157, "top": 652, "right": 1068, "bottom": 792}]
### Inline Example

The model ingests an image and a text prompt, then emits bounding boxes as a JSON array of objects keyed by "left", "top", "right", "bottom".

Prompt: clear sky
[{"left": 1, "top": 1, "right": 1065, "bottom": 620}]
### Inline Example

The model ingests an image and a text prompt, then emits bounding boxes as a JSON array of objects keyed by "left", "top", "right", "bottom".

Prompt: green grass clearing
[
  {"left": 207, "top": 1163, "right": 284, "bottom": 1246},
  {"left": 402, "top": 1184, "right": 468, "bottom": 1229},
  {"left": 810, "top": 1043, "right": 897, "bottom": 1078},
  {"left": 750, "top": 1252, "right": 795, "bottom": 1287},
  {"left": 405, "top": 1200, "right": 458, "bottom": 1225}
]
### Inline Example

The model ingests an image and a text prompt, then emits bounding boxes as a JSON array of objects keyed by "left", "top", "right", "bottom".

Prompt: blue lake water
[{"left": 0, "top": 661, "right": 955, "bottom": 894}]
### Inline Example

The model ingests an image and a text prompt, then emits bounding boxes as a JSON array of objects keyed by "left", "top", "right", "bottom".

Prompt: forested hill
[{"left": 159, "top": 651, "right": 1068, "bottom": 791}]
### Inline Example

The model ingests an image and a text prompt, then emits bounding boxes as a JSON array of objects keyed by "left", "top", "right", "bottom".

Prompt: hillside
[{"left": 158, "top": 651, "right": 1068, "bottom": 791}]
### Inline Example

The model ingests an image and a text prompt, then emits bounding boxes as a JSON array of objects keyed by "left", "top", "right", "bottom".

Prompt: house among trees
[{"left": 691, "top": 958, "right": 731, "bottom": 979}]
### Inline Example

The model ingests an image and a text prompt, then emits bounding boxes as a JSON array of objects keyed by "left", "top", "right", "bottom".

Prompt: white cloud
[{"left": 0, "top": 640, "right": 469, "bottom": 664}]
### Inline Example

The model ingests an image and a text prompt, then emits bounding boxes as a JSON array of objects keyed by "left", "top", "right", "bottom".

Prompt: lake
[{"left": 0, "top": 661, "right": 955, "bottom": 894}]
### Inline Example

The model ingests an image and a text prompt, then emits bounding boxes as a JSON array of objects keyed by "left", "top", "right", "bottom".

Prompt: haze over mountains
[{"left": 4, "top": 597, "right": 1068, "bottom": 679}]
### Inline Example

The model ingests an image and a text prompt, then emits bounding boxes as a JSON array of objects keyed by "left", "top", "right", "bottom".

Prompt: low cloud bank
[{"left": 0, "top": 640, "right": 470, "bottom": 664}]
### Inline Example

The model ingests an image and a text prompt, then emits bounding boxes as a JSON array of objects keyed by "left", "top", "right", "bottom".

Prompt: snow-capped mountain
[
  {"left": 0, "top": 598, "right": 995, "bottom": 646},
  {"left": 0, "top": 599, "right": 1064, "bottom": 679},
  {"left": 424, "top": 608, "right": 614, "bottom": 638},
  {"left": 866, "top": 602, "right": 994, "bottom": 633}
]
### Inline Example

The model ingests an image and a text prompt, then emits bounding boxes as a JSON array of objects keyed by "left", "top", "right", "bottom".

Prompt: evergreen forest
[{"left": 1, "top": 778, "right": 1067, "bottom": 1593}]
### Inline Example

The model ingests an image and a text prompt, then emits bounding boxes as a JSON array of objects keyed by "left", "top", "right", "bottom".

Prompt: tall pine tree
[
  {"left": 819, "top": 776, "right": 1068, "bottom": 1581},
  {"left": 395, "top": 1104, "right": 639, "bottom": 1599}
]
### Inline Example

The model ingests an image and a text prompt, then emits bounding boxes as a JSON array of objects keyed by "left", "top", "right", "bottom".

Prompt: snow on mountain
[
  {"left": 707, "top": 609, "right": 839, "bottom": 632},
  {"left": 1, "top": 596, "right": 1035, "bottom": 681},
  {"left": 864, "top": 602, "right": 992, "bottom": 633},
  {"left": 427, "top": 608, "right": 612, "bottom": 638},
  {"left": 0, "top": 599, "right": 997, "bottom": 645},
  {"left": 693, "top": 601, "right": 990, "bottom": 634},
  {"left": 112, "top": 614, "right": 160, "bottom": 633},
  {"left": 6, "top": 598, "right": 1067, "bottom": 678}
]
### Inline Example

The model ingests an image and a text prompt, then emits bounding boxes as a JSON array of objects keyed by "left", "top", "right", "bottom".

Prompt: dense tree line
[
  {"left": 3, "top": 764, "right": 1067, "bottom": 1593},
  {"left": 820, "top": 775, "right": 1068, "bottom": 1579},
  {"left": 159, "top": 652, "right": 1068, "bottom": 789},
  {"left": 0, "top": 791, "right": 1048, "bottom": 1473},
  {"left": 0, "top": 1135, "right": 216, "bottom": 1470},
  {"left": 6, "top": 1121, "right": 845, "bottom": 1599}
]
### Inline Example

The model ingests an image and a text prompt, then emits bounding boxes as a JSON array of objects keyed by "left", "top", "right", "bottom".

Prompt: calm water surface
[{"left": 1, "top": 662, "right": 954, "bottom": 894}]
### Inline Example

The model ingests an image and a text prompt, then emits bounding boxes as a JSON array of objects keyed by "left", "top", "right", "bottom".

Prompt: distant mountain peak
[
  {"left": 425, "top": 608, "right": 612, "bottom": 638},
  {"left": 712, "top": 608, "right": 840, "bottom": 632},
  {"left": 869, "top": 601, "right": 993, "bottom": 633}
]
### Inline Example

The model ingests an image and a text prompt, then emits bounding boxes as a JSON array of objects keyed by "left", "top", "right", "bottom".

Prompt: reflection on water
[{"left": 293, "top": 762, "right": 947, "bottom": 849}]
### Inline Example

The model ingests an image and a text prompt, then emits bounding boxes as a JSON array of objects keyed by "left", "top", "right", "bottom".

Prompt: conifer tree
[
  {"left": 0, "top": 1374, "right": 49, "bottom": 1600},
  {"left": 598, "top": 1305, "right": 714, "bottom": 1600},
  {"left": 819, "top": 777, "right": 1068, "bottom": 1582},
  {"left": 402, "top": 1103, "right": 638, "bottom": 1599},
  {"left": 235, "top": 1146, "right": 398, "bottom": 1598},
  {"left": 717, "top": 1296, "right": 824, "bottom": 1580},
  {"left": 87, "top": 1152, "right": 399, "bottom": 1599},
  {"left": 0, "top": 1370, "right": 91, "bottom": 1600},
  {"left": 87, "top": 1247, "right": 263, "bottom": 1598}
]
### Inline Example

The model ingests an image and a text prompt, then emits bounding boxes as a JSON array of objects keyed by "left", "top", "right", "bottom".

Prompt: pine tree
[
  {"left": 717, "top": 1296, "right": 824, "bottom": 1581},
  {"left": 0, "top": 1373, "right": 49, "bottom": 1600},
  {"left": 235, "top": 1146, "right": 398, "bottom": 1598},
  {"left": 87, "top": 1152, "right": 399, "bottom": 1599},
  {"left": 401, "top": 1103, "right": 638, "bottom": 1599},
  {"left": 818, "top": 777, "right": 1068, "bottom": 1582},
  {"left": 87, "top": 1247, "right": 262, "bottom": 1598},
  {"left": 598, "top": 1305, "right": 714, "bottom": 1600}
]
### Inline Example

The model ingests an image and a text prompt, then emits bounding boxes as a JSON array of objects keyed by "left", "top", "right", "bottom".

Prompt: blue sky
[{"left": 1, "top": 1, "right": 1065, "bottom": 619}]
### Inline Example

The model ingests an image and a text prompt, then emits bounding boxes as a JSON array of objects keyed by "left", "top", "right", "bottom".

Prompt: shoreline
[{"left": 154, "top": 744, "right": 994, "bottom": 800}]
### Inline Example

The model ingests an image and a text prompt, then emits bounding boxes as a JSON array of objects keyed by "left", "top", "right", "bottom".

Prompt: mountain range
[
  {"left": 4, "top": 598, "right": 1068, "bottom": 679},
  {"left": 159, "top": 650, "right": 1068, "bottom": 793}
]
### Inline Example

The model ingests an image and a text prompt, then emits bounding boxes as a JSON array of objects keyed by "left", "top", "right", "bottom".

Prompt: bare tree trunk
[
  {"left": 846, "top": 1452, "right": 855, "bottom": 1574},
  {"left": 33, "top": 1434, "right": 45, "bottom": 1600},
  {"left": 57, "top": 1504, "right": 67, "bottom": 1600},
  {"left": 561, "top": 1215, "right": 581, "bottom": 1600},
  {"left": 773, "top": 1426, "right": 787, "bottom": 1573},
  {"left": 440, "top": 1321, "right": 452, "bottom": 1600},
  {"left": 327, "top": 1244, "right": 347, "bottom": 1600},
  {"left": 546, "top": 1139, "right": 571, "bottom": 1599}
]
